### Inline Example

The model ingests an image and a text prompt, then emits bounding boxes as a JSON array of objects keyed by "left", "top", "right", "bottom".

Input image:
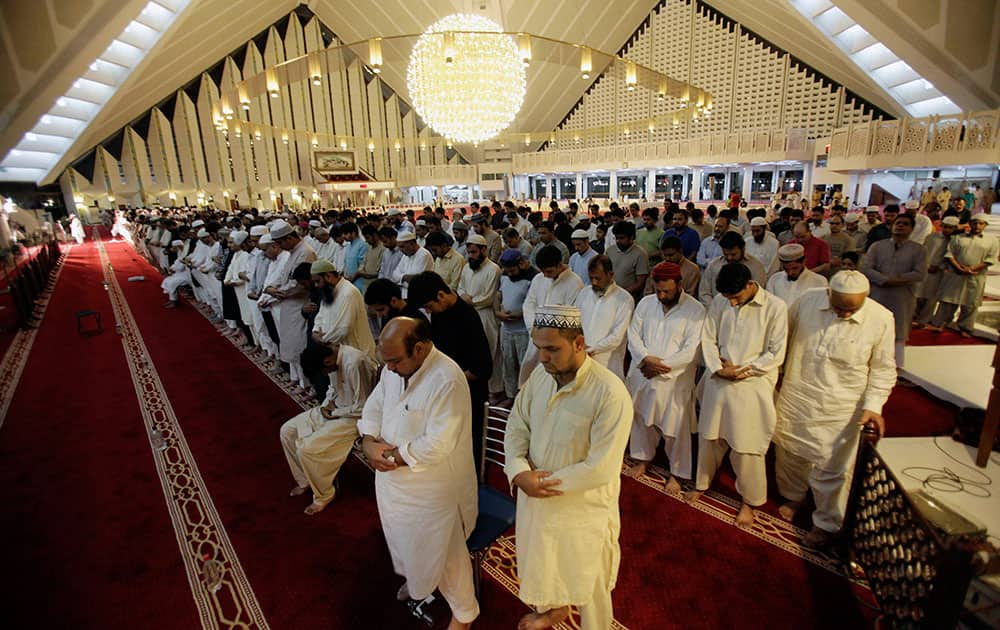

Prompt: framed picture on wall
[{"left": 313, "top": 150, "right": 357, "bottom": 174}]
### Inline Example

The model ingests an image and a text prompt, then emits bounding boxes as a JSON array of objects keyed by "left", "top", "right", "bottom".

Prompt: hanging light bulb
[
  {"left": 446, "top": 139, "right": 453, "bottom": 149},
  {"left": 625, "top": 60, "right": 637, "bottom": 91},
  {"left": 623, "top": 126, "right": 631, "bottom": 136},
  {"left": 369, "top": 38, "right": 383, "bottom": 74},
  {"left": 648, "top": 121, "right": 655, "bottom": 133},
  {"left": 311, "top": 135, "right": 319, "bottom": 148},
  {"left": 254, "top": 130, "right": 262, "bottom": 140},
  {"left": 239, "top": 85, "right": 251, "bottom": 111},
  {"left": 282, "top": 134, "right": 289, "bottom": 145},
  {"left": 266, "top": 69, "right": 280, "bottom": 98},
  {"left": 524, "top": 134, "right": 531, "bottom": 146},
  {"left": 580, "top": 46, "right": 592, "bottom": 79},
  {"left": 234, "top": 124, "right": 242, "bottom": 138},
  {"left": 442, "top": 31, "right": 455, "bottom": 65},
  {"left": 518, "top": 34, "right": 531, "bottom": 66},
  {"left": 394, "top": 139, "right": 401, "bottom": 151},
  {"left": 309, "top": 53, "right": 322, "bottom": 85}
]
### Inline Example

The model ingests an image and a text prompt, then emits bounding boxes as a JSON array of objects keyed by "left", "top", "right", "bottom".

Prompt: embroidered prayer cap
[
  {"left": 534, "top": 304, "right": 583, "bottom": 330},
  {"left": 844, "top": 213, "right": 860, "bottom": 223},
  {"left": 309, "top": 219, "right": 321, "bottom": 227},
  {"left": 452, "top": 220, "right": 468, "bottom": 231},
  {"left": 469, "top": 213, "right": 486, "bottom": 223},
  {"left": 258, "top": 234, "right": 273, "bottom": 245},
  {"left": 651, "top": 261, "right": 682, "bottom": 282},
  {"left": 466, "top": 234, "right": 488, "bottom": 246},
  {"left": 387, "top": 208, "right": 401, "bottom": 216},
  {"left": 499, "top": 249, "right": 523, "bottom": 265},
  {"left": 197, "top": 228, "right": 209, "bottom": 238},
  {"left": 170, "top": 239, "right": 183, "bottom": 247},
  {"left": 231, "top": 231, "right": 249, "bottom": 246},
  {"left": 192, "top": 219, "right": 205, "bottom": 228},
  {"left": 905, "top": 200, "right": 920, "bottom": 210},
  {"left": 778, "top": 243, "right": 805, "bottom": 262},
  {"left": 571, "top": 229, "right": 590, "bottom": 240},
  {"left": 269, "top": 219, "right": 295, "bottom": 239},
  {"left": 830, "top": 270, "right": 870, "bottom": 295},
  {"left": 973, "top": 213, "right": 991, "bottom": 224},
  {"left": 750, "top": 217, "right": 768, "bottom": 227},
  {"left": 310, "top": 259, "right": 336, "bottom": 274},
  {"left": 396, "top": 231, "right": 416, "bottom": 242},
  {"left": 941, "top": 216, "right": 960, "bottom": 226},
  {"left": 865, "top": 205, "right": 880, "bottom": 214},
  {"left": 249, "top": 225, "right": 268, "bottom": 236}
]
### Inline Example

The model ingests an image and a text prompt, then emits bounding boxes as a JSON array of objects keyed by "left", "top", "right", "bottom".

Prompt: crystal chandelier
[{"left": 406, "top": 14, "right": 526, "bottom": 144}]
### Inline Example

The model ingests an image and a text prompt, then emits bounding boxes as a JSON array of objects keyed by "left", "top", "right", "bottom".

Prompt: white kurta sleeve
[
  {"left": 551, "top": 387, "right": 632, "bottom": 494},
  {"left": 747, "top": 301, "right": 788, "bottom": 376},
  {"left": 659, "top": 313, "right": 704, "bottom": 368},
  {"left": 585, "top": 296, "right": 631, "bottom": 356},
  {"left": 522, "top": 279, "right": 541, "bottom": 333},
  {"left": 467, "top": 266, "right": 500, "bottom": 309},
  {"left": 357, "top": 378, "right": 386, "bottom": 437},
  {"left": 626, "top": 302, "right": 651, "bottom": 363},
  {"left": 701, "top": 299, "right": 725, "bottom": 375},
  {"left": 397, "top": 380, "right": 467, "bottom": 472},
  {"left": 862, "top": 314, "right": 897, "bottom": 413},
  {"left": 328, "top": 358, "right": 374, "bottom": 419}
]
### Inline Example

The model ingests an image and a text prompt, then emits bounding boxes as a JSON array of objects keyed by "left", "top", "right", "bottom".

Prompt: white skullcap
[
  {"left": 534, "top": 304, "right": 583, "bottom": 330},
  {"left": 941, "top": 216, "right": 960, "bottom": 226},
  {"left": 269, "top": 219, "right": 294, "bottom": 239},
  {"left": 249, "top": 225, "right": 268, "bottom": 236},
  {"left": 865, "top": 205, "right": 880, "bottom": 213},
  {"left": 387, "top": 208, "right": 401, "bottom": 216},
  {"left": 973, "top": 213, "right": 991, "bottom": 224},
  {"left": 844, "top": 213, "right": 860, "bottom": 223},
  {"left": 905, "top": 200, "right": 920, "bottom": 210},
  {"left": 197, "top": 228, "right": 209, "bottom": 238},
  {"left": 244, "top": 213, "right": 255, "bottom": 220},
  {"left": 310, "top": 259, "right": 336, "bottom": 274},
  {"left": 750, "top": 217, "right": 767, "bottom": 227},
  {"left": 415, "top": 219, "right": 427, "bottom": 226},
  {"left": 830, "top": 270, "right": 870, "bottom": 295},
  {"left": 778, "top": 243, "right": 805, "bottom": 262},
  {"left": 571, "top": 229, "right": 590, "bottom": 239},
  {"left": 262, "top": 212, "right": 273, "bottom": 219},
  {"left": 308, "top": 219, "right": 321, "bottom": 227},
  {"left": 466, "top": 234, "right": 488, "bottom": 246},
  {"left": 192, "top": 219, "right": 205, "bottom": 228},
  {"left": 170, "top": 239, "right": 183, "bottom": 247},
  {"left": 231, "top": 230, "right": 248, "bottom": 246},
  {"left": 396, "top": 231, "right": 416, "bottom": 242},
  {"left": 258, "top": 234, "right": 273, "bottom": 245}
]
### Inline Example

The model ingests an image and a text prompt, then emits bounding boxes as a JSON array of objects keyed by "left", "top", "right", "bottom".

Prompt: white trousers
[
  {"left": 775, "top": 443, "right": 854, "bottom": 533},
  {"left": 161, "top": 274, "right": 188, "bottom": 301},
  {"left": 695, "top": 436, "right": 767, "bottom": 507},
  {"left": 418, "top": 518, "right": 480, "bottom": 624},
  {"left": 279, "top": 408, "right": 359, "bottom": 505},
  {"left": 628, "top": 423, "right": 691, "bottom": 479}
]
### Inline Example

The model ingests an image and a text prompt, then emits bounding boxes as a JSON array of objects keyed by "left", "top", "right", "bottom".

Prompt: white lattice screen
[{"left": 550, "top": 0, "right": 881, "bottom": 151}]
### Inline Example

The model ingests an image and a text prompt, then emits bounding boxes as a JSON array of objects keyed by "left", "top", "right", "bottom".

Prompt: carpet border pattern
[
  {"left": 0, "top": 244, "right": 70, "bottom": 428},
  {"left": 97, "top": 236, "right": 269, "bottom": 630}
]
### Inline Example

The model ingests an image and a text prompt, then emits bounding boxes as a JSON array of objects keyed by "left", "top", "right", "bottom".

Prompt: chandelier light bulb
[
  {"left": 407, "top": 14, "right": 526, "bottom": 144},
  {"left": 518, "top": 34, "right": 531, "bottom": 66}
]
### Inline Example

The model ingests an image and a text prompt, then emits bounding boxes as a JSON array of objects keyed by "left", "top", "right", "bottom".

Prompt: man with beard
[
  {"left": 624, "top": 261, "right": 705, "bottom": 491},
  {"left": 657, "top": 236, "right": 700, "bottom": 296},
  {"left": 496, "top": 250, "right": 536, "bottom": 403},
  {"left": 311, "top": 227, "right": 340, "bottom": 263},
  {"left": 745, "top": 216, "right": 779, "bottom": 276},
  {"left": 569, "top": 228, "right": 598, "bottom": 285},
  {"left": 861, "top": 213, "right": 926, "bottom": 366},
  {"left": 864, "top": 204, "right": 899, "bottom": 251},
  {"left": 915, "top": 216, "right": 960, "bottom": 327},
  {"left": 766, "top": 244, "right": 828, "bottom": 309},
  {"left": 696, "top": 215, "right": 729, "bottom": 269},
  {"left": 530, "top": 220, "right": 570, "bottom": 266},
  {"left": 661, "top": 209, "right": 700, "bottom": 261},
  {"left": 699, "top": 231, "right": 767, "bottom": 307},
  {"left": 574, "top": 255, "right": 634, "bottom": 380},
  {"left": 364, "top": 279, "right": 428, "bottom": 333},
  {"left": 469, "top": 213, "right": 502, "bottom": 263},
  {"left": 459, "top": 234, "right": 503, "bottom": 398},
  {"left": 407, "top": 271, "right": 493, "bottom": 473},
  {"left": 427, "top": 230, "right": 466, "bottom": 292},
  {"left": 310, "top": 259, "right": 376, "bottom": 358},
  {"left": 929, "top": 213, "right": 998, "bottom": 336},
  {"left": 452, "top": 220, "right": 470, "bottom": 258},
  {"left": 390, "top": 231, "right": 433, "bottom": 298}
]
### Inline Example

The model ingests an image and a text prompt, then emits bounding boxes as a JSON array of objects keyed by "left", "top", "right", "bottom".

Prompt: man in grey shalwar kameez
[
  {"left": 914, "top": 216, "right": 960, "bottom": 326},
  {"left": 930, "top": 213, "right": 999, "bottom": 336},
  {"left": 861, "top": 214, "right": 926, "bottom": 367}
]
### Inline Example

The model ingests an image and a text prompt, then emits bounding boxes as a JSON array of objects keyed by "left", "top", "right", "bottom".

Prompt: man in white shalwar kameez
[
  {"left": 766, "top": 243, "right": 828, "bottom": 310},
  {"left": 311, "top": 228, "right": 340, "bottom": 263},
  {"left": 160, "top": 240, "right": 191, "bottom": 306},
  {"left": 310, "top": 259, "right": 376, "bottom": 358},
  {"left": 773, "top": 272, "right": 895, "bottom": 549},
  {"left": 686, "top": 262, "right": 787, "bottom": 528},
  {"left": 624, "top": 261, "right": 705, "bottom": 490},
  {"left": 505, "top": 305, "right": 633, "bottom": 630},
  {"left": 518, "top": 245, "right": 584, "bottom": 387},
  {"left": 189, "top": 229, "right": 223, "bottom": 318},
  {"left": 574, "top": 254, "right": 633, "bottom": 380},
  {"left": 249, "top": 232, "right": 281, "bottom": 357},
  {"left": 281, "top": 343, "right": 377, "bottom": 515},
  {"left": 358, "top": 318, "right": 479, "bottom": 629},
  {"left": 458, "top": 234, "right": 503, "bottom": 396},
  {"left": 70, "top": 214, "right": 86, "bottom": 244},
  {"left": 389, "top": 231, "right": 433, "bottom": 298}
]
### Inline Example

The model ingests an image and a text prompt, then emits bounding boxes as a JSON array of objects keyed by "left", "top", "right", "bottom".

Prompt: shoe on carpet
[{"left": 801, "top": 526, "right": 836, "bottom": 550}]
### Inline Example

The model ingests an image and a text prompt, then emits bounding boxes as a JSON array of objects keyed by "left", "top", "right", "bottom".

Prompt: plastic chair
[{"left": 466, "top": 403, "right": 516, "bottom": 600}]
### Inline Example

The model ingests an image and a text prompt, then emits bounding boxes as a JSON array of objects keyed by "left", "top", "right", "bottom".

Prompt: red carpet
[
  {"left": 4, "top": 233, "right": 980, "bottom": 628},
  {"left": 0, "top": 239, "right": 200, "bottom": 628},
  {"left": 907, "top": 327, "right": 991, "bottom": 346}
]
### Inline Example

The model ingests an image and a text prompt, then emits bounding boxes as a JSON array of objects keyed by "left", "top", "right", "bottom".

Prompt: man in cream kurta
[
  {"left": 280, "top": 344, "right": 377, "bottom": 514},
  {"left": 457, "top": 234, "right": 503, "bottom": 396},
  {"left": 688, "top": 262, "right": 787, "bottom": 528},
  {"left": 518, "top": 245, "right": 584, "bottom": 387},
  {"left": 505, "top": 305, "right": 633, "bottom": 630},
  {"left": 574, "top": 255, "right": 634, "bottom": 380},
  {"left": 310, "top": 260, "right": 377, "bottom": 358},
  {"left": 773, "top": 272, "right": 896, "bottom": 548},
  {"left": 359, "top": 318, "right": 479, "bottom": 629},
  {"left": 625, "top": 262, "right": 705, "bottom": 489}
]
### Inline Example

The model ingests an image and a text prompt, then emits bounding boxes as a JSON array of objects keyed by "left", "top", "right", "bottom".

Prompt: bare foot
[
  {"left": 289, "top": 485, "right": 308, "bottom": 497},
  {"left": 624, "top": 460, "right": 649, "bottom": 479},
  {"left": 778, "top": 500, "right": 800, "bottom": 522},
  {"left": 518, "top": 606, "right": 571, "bottom": 630},
  {"left": 396, "top": 582, "right": 410, "bottom": 601},
  {"left": 664, "top": 476, "right": 682, "bottom": 494},
  {"left": 446, "top": 618, "right": 472, "bottom": 630},
  {"left": 735, "top": 503, "right": 756, "bottom": 528},
  {"left": 303, "top": 502, "right": 328, "bottom": 516},
  {"left": 683, "top": 489, "right": 704, "bottom": 504}
]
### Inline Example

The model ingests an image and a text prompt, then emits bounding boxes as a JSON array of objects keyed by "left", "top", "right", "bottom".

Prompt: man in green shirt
[{"left": 635, "top": 207, "right": 664, "bottom": 265}]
